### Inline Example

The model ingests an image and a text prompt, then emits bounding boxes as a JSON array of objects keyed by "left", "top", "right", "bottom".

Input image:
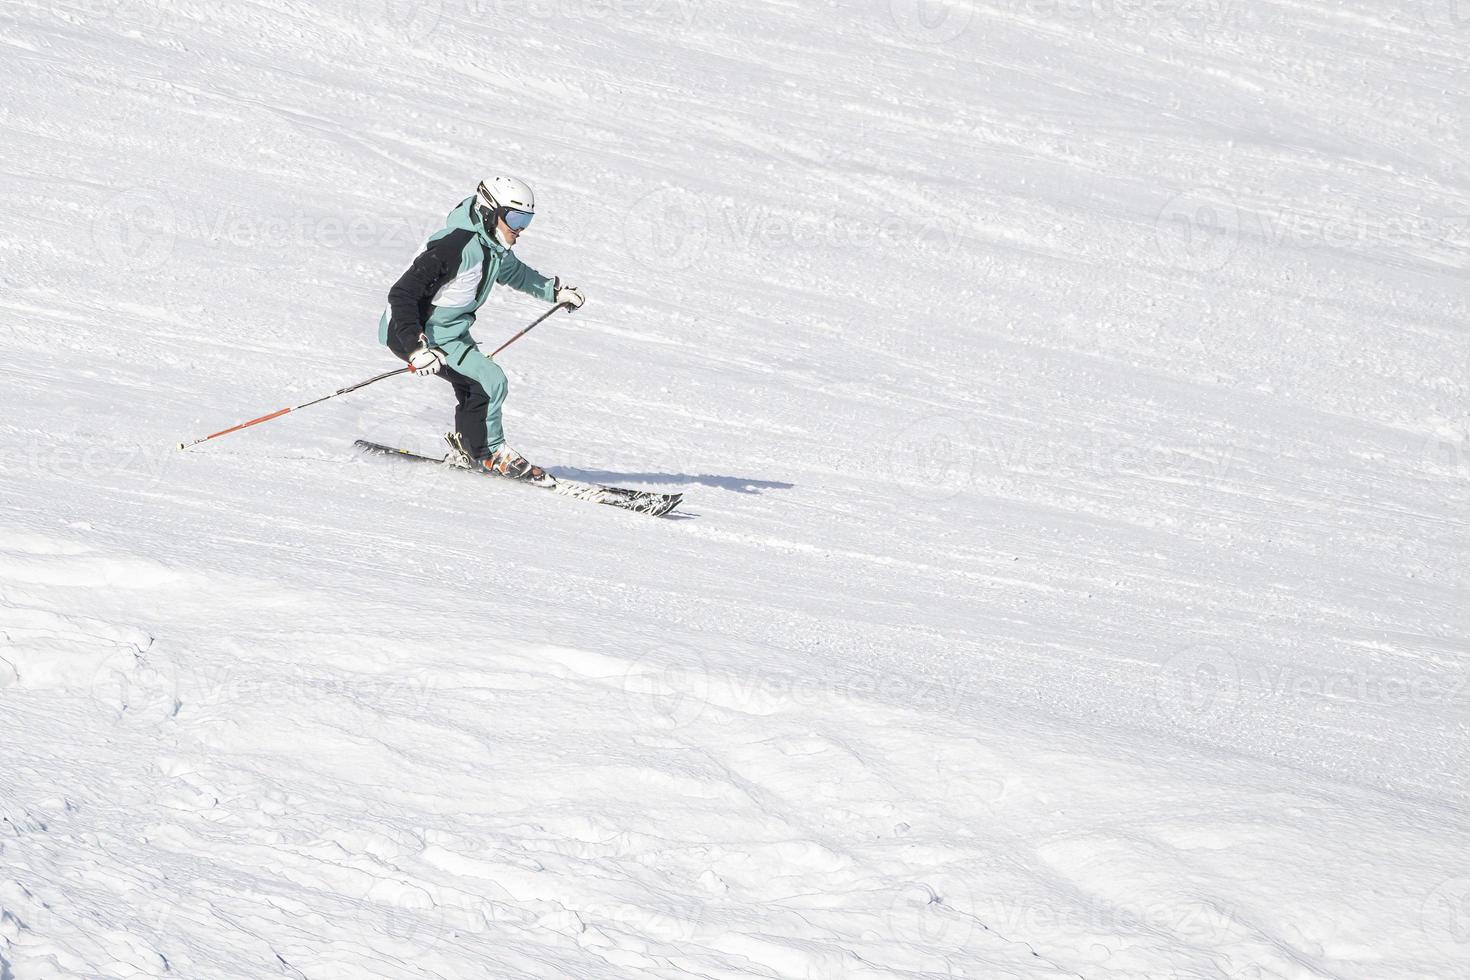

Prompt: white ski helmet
[{"left": 476, "top": 175, "right": 535, "bottom": 229}]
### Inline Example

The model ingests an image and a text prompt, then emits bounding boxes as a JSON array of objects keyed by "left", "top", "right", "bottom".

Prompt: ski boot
[
  {"left": 483, "top": 444, "right": 555, "bottom": 486},
  {"left": 444, "top": 432, "right": 477, "bottom": 469},
  {"left": 445, "top": 433, "right": 554, "bottom": 486}
]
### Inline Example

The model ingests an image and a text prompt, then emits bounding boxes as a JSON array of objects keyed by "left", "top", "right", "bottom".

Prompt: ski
[{"left": 353, "top": 440, "right": 683, "bottom": 518}]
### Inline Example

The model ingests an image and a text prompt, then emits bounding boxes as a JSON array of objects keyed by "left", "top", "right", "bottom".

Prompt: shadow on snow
[{"left": 548, "top": 467, "right": 795, "bottom": 495}]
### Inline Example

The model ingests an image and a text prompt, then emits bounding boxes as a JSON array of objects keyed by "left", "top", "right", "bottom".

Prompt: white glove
[
  {"left": 408, "top": 335, "right": 447, "bottom": 376},
  {"left": 555, "top": 280, "right": 585, "bottom": 311}
]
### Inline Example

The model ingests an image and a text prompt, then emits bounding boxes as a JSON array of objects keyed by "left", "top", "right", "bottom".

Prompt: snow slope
[{"left": 2, "top": 0, "right": 1469, "bottom": 977}]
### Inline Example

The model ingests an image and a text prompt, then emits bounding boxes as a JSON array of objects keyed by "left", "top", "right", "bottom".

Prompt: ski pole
[
  {"left": 177, "top": 366, "right": 411, "bottom": 450},
  {"left": 489, "top": 301, "right": 572, "bottom": 359}
]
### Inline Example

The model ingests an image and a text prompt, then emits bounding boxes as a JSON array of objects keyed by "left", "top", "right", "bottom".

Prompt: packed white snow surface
[{"left": 2, "top": 0, "right": 1469, "bottom": 976}]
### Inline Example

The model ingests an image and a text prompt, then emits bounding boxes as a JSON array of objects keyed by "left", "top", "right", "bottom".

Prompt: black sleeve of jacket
[{"left": 385, "top": 235, "right": 465, "bottom": 358}]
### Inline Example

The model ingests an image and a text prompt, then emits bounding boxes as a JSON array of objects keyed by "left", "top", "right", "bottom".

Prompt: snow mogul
[{"left": 379, "top": 175, "right": 583, "bottom": 485}]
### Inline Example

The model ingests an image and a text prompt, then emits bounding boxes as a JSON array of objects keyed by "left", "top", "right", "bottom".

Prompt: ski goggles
[{"left": 501, "top": 208, "right": 534, "bottom": 232}]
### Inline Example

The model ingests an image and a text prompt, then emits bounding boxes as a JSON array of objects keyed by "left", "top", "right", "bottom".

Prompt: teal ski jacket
[{"left": 379, "top": 196, "right": 556, "bottom": 356}]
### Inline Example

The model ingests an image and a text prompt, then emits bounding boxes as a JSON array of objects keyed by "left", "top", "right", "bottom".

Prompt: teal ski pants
[{"left": 381, "top": 323, "right": 508, "bottom": 458}]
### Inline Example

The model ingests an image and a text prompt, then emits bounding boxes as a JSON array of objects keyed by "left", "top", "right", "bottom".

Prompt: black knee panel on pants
[{"left": 441, "top": 365, "right": 491, "bottom": 458}]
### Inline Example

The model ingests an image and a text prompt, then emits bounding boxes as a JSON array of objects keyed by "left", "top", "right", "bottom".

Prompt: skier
[{"left": 378, "top": 175, "right": 584, "bottom": 483}]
